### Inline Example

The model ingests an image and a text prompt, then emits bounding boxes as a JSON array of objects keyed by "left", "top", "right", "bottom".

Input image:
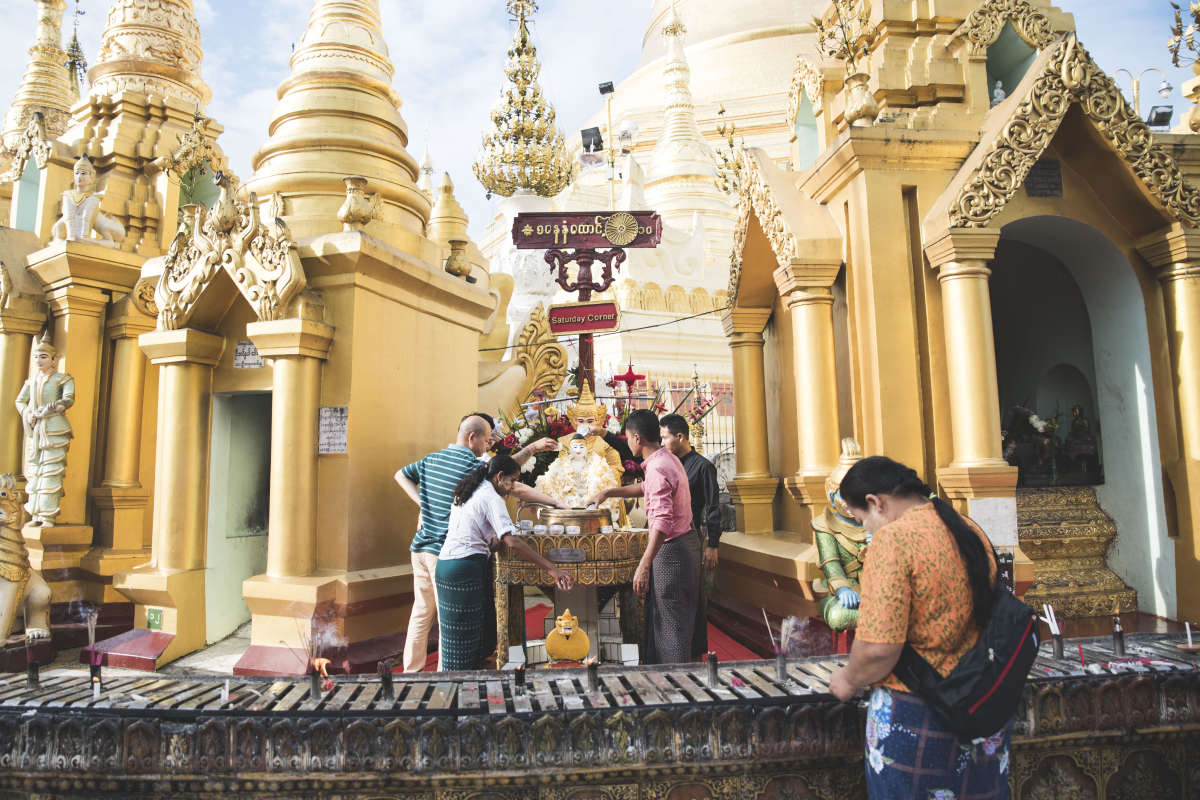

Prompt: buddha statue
[
  {"left": 50, "top": 155, "right": 125, "bottom": 247},
  {"left": 812, "top": 438, "right": 868, "bottom": 632},
  {"left": 555, "top": 381, "right": 624, "bottom": 478},
  {"left": 16, "top": 333, "right": 75, "bottom": 527},
  {"left": 535, "top": 435, "right": 622, "bottom": 516}
]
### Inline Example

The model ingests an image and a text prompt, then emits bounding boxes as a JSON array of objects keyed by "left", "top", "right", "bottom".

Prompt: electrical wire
[{"left": 477, "top": 304, "right": 732, "bottom": 353}]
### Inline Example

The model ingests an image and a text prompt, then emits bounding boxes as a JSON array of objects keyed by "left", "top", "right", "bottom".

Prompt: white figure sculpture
[
  {"left": 51, "top": 154, "right": 125, "bottom": 247},
  {"left": 535, "top": 435, "right": 622, "bottom": 515},
  {"left": 991, "top": 80, "right": 1007, "bottom": 107},
  {"left": 16, "top": 333, "right": 75, "bottom": 527}
]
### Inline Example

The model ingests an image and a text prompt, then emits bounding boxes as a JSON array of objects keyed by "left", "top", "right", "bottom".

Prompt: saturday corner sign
[
  {"left": 547, "top": 299, "right": 621, "bottom": 336},
  {"left": 512, "top": 211, "right": 662, "bottom": 250}
]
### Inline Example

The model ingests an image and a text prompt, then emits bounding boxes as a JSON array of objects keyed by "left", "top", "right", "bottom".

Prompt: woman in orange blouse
[{"left": 828, "top": 457, "right": 1008, "bottom": 800}]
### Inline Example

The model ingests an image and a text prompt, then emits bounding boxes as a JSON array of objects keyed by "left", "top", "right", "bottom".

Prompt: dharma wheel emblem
[{"left": 603, "top": 212, "right": 639, "bottom": 246}]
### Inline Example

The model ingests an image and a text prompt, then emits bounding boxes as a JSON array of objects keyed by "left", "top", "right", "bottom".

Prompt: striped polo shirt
[{"left": 401, "top": 444, "right": 483, "bottom": 555}]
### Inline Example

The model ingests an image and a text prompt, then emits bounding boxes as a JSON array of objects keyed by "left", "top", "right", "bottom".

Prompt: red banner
[
  {"left": 547, "top": 301, "right": 622, "bottom": 336},
  {"left": 512, "top": 211, "right": 662, "bottom": 250}
]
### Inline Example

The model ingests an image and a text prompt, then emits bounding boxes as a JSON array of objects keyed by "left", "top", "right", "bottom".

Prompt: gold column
[
  {"left": 247, "top": 318, "right": 334, "bottom": 578},
  {"left": 1137, "top": 226, "right": 1200, "bottom": 619},
  {"left": 722, "top": 307, "right": 778, "bottom": 533},
  {"left": 775, "top": 262, "right": 842, "bottom": 507},
  {"left": 0, "top": 301, "right": 45, "bottom": 478},
  {"left": 240, "top": 317, "right": 335, "bottom": 663},
  {"left": 111, "top": 328, "right": 223, "bottom": 667},
  {"left": 926, "top": 230, "right": 1017, "bottom": 499},
  {"left": 85, "top": 298, "right": 154, "bottom": 601},
  {"left": 26, "top": 240, "right": 144, "bottom": 602}
]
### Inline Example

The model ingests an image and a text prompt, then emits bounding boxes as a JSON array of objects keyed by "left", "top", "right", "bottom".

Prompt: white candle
[
  {"left": 1188, "top": 621, "right": 1193, "bottom": 647},
  {"left": 91, "top": 679, "right": 100, "bottom": 701}
]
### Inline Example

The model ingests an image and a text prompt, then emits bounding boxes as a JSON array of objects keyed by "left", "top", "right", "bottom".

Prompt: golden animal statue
[
  {"left": 0, "top": 475, "right": 51, "bottom": 643},
  {"left": 476, "top": 302, "right": 568, "bottom": 423},
  {"left": 544, "top": 608, "right": 590, "bottom": 663}
]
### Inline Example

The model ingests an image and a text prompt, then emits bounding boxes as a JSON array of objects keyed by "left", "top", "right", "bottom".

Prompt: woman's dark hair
[
  {"left": 452, "top": 455, "right": 519, "bottom": 506},
  {"left": 624, "top": 409, "right": 662, "bottom": 444},
  {"left": 839, "top": 456, "right": 995, "bottom": 627}
]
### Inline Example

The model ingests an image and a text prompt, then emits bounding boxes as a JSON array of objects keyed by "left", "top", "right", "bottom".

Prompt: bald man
[{"left": 395, "top": 415, "right": 556, "bottom": 672}]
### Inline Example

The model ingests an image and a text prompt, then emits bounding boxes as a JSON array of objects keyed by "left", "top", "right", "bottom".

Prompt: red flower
[
  {"left": 502, "top": 433, "right": 518, "bottom": 449},
  {"left": 321, "top": 677, "right": 334, "bottom": 692},
  {"left": 653, "top": 403, "right": 667, "bottom": 413}
]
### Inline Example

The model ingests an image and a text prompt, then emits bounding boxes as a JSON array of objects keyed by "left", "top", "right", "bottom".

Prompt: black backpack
[{"left": 892, "top": 580, "right": 1038, "bottom": 740}]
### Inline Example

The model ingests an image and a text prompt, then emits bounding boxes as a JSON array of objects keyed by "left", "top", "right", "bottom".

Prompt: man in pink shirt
[{"left": 589, "top": 409, "right": 698, "bottom": 664}]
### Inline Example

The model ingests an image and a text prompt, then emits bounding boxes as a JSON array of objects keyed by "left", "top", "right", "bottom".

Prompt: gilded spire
[
  {"left": 418, "top": 144, "right": 436, "bottom": 200},
  {"left": 244, "top": 0, "right": 429, "bottom": 240},
  {"left": 89, "top": 0, "right": 211, "bottom": 107},
  {"left": 651, "top": 0, "right": 713, "bottom": 179},
  {"left": 473, "top": 0, "right": 572, "bottom": 198},
  {"left": 428, "top": 172, "right": 469, "bottom": 250},
  {"left": 2, "top": 0, "right": 74, "bottom": 151}
]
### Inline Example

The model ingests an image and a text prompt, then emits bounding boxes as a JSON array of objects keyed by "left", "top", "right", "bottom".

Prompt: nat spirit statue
[
  {"left": 812, "top": 438, "right": 868, "bottom": 631},
  {"left": 50, "top": 154, "right": 125, "bottom": 247},
  {"left": 0, "top": 475, "right": 51, "bottom": 642},
  {"left": 1060, "top": 404, "right": 1101, "bottom": 481},
  {"left": 535, "top": 435, "right": 622, "bottom": 514},
  {"left": 16, "top": 334, "right": 75, "bottom": 527}
]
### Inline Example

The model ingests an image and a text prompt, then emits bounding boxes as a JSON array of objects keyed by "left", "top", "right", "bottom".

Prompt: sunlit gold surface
[{"left": 472, "top": 0, "right": 572, "bottom": 198}]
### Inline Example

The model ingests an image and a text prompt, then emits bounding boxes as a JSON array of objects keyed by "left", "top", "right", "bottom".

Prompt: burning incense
[{"left": 1077, "top": 644, "right": 1086, "bottom": 668}]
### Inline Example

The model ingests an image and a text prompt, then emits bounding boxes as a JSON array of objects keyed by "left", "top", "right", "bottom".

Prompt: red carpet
[{"left": 417, "top": 603, "right": 759, "bottom": 671}]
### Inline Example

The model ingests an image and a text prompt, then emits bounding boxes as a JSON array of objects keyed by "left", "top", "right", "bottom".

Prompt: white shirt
[{"left": 439, "top": 480, "right": 516, "bottom": 560}]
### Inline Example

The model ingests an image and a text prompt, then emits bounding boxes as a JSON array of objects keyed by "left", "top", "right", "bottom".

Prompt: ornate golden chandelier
[{"left": 473, "top": 0, "right": 573, "bottom": 198}]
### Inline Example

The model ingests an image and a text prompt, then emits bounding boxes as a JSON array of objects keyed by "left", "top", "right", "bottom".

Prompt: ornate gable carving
[
  {"left": 6, "top": 112, "right": 52, "bottom": 182},
  {"left": 952, "top": 0, "right": 1059, "bottom": 54},
  {"left": 786, "top": 56, "right": 825, "bottom": 127},
  {"left": 155, "top": 176, "right": 306, "bottom": 330},
  {"left": 944, "top": 35, "right": 1200, "bottom": 229},
  {"left": 729, "top": 149, "right": 800, "bottom": 305}
]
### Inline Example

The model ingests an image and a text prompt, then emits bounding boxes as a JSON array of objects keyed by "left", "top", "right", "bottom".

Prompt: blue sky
[{"left": 0, "top": 0, "right": 1190, "bottom": 238}]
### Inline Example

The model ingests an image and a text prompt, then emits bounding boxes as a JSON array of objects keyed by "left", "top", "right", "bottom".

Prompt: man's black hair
[
  {"left": 659, "top": 413, "right": 690, "bottom": 439},
  {"left": 624, "top": 409, "right": 662, "bottom": 445}
]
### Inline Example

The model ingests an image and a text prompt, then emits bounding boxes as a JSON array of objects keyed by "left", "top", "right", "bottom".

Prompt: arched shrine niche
[
  {"left": 987, "top": 23, "right": 1037, "bottom": 101},
  {"left": 991, "top": 236, "right": 1100, "bottom": 487}
]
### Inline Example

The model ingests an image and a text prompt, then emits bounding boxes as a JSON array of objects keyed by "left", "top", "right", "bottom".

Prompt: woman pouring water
[{"left": 435, "top": 455, "right": 573, "bottom": 671}]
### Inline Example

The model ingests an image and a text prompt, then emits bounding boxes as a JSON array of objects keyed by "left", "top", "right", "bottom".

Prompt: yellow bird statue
[{"left": 545, "top": 608, "right": 590, "bottom": 663}]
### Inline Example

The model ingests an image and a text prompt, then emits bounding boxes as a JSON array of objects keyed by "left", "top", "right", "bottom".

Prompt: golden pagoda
[{"left": 473, "top": 0, "right": 573, "bottom": 198}]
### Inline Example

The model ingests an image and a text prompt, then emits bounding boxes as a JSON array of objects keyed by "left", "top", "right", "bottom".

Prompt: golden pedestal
[{"left": 1017, "top": 486, "right": 1137, "bottom": 617}]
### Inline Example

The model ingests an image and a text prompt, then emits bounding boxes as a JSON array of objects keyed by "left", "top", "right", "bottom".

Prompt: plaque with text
[
  {"left": 1024, "top": 159, "right": 1062, "bottom": 198},
  {"left": 512, "top": 211, "right": 662, "bottom": 250},
  {"left": 318, "top": 407, "right": 349, "bottom": 455},
  {"left": 233, "top": 340, "right": 264, "bottom": 369},
  {"left": 548, "top": 547, "right": 587, "bottom": 563},
  {"left": 547, "top": 300, "right": 621, "bottom": 335}
]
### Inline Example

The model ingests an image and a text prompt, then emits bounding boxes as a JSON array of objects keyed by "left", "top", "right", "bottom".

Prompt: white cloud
[{"left": 0, "top": 0, "right": 1191, "bottom": 238}]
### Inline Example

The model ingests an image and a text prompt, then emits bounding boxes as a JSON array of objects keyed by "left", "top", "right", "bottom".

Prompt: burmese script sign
[
  {"left": 318, "top": 407, "right": 349, "bottom": 455},
  {"left": 548, "top": 300, "right": 621, "bottom": 336},
  {"left": 512, "top": 211, "right": 662, "bottom": 249}
]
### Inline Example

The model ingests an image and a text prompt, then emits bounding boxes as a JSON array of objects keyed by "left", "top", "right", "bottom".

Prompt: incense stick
[
  {"left": 761, "top": 608, "right": 777, "bottom": 653},
  {"left": 1078, "top": 643, "right": 1086, "bottom": 668}
]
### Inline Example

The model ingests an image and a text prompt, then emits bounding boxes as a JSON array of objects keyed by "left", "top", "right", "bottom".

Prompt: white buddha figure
[
  {"left": 535, "top": 434, "right": 622, "bottom": 516},
  {"left": 51, "top": 154, "right": 125, "bottom": 247}
]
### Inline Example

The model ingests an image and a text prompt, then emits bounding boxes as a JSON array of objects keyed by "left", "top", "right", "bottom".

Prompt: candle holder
[
  {"left": 775, "top": 650, "right": 788, "bottom": 683},
  {"left": 1112, "top": 616, "right": 1126, "bottom": 657},
  {"left": 705, "top": 652, "right": 719, "bottom": 689},
  {"left": 379, "top": 659, "right": 395, "bottom": 702},
  {"left": 1051, "top": 634, "right": 1065, "bottom": 661},
  {"left": 586, "top": 660, "right": 599, "bottom": 694},
  {"left": 514, "top": 664, "right": 526, "bottom": 693}
]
